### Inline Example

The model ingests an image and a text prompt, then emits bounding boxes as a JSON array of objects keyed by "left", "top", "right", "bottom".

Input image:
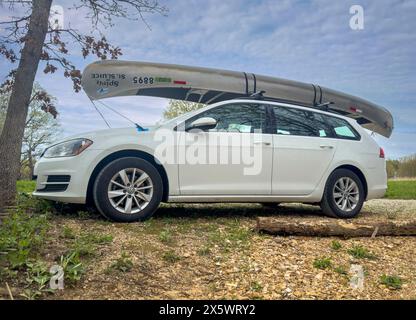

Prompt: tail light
[{"left": 379, "top": 147, "right": 385, "bottom": 158}]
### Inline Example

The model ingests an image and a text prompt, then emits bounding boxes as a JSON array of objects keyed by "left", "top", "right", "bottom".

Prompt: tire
[
  {"left": 320, "top": 168, "right": 365, "bottom": 219},
  {"left": 93, "top": 157, "right": 163, "bottom": 222}
]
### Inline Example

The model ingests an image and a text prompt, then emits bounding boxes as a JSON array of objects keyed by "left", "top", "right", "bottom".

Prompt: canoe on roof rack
[{"left": 82, "top": 60, "right": 394, "bottom": 138}]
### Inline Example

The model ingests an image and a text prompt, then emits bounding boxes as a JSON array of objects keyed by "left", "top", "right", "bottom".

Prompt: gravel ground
[{"left": 31, "top": 200, "right": 416, "bottom": 300}]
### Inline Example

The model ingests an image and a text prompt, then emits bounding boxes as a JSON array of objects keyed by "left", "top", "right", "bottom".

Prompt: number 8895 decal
[{"left": 133, "top": 76, "right": 154, "bottom": 85}]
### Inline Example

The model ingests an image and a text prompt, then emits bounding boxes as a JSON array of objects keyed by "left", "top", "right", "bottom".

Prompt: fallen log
[{"left": 256, "top": 217, "right": 416, "bottom": 237}]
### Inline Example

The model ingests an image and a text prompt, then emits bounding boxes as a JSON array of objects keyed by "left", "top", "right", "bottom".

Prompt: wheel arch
[
  {"left": 86, "top": 149, "right": 169, "bottom": 205},
  {"left": 332, "top": 164, "right": 368, "bottom": 199}
]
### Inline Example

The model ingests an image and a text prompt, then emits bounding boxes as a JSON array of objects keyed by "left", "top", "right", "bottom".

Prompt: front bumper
[{"left": 32, "top": 149, "right": 102, "bottom": 204}]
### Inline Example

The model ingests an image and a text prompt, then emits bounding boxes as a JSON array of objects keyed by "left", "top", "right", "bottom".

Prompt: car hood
[{"left": 51, "top": 126, "right": 157, "bottom": 146}]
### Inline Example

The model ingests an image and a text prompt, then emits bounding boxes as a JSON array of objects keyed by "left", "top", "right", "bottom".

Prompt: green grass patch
[
  {"left": 330, "top": 240, "right": 342, "bottom": 251},
  {"left": 347, "top": 245, "right": 376, "bottom": 260},
  {"left": 162, "top": 250, "right": 181, "bottom": 263},
  {"left": 386, "top": 180, "right": 416, "bottom": 200},
  {"left": 313, "top": 257, "right": 332, "bottom": 270},
  {"left": 333, "top": 266, "right": 348, "bottom": 276},
  {"left": 250, "top": 281, "right": 263, "bottom": 292},
  {"left": 159, "top": 229, "right": 174, "bottom": 244},
  {"left": 0, "top": 211, "right": 49, "bottom": 269},
  {"left": 108, "top": 252, "right": 134, "bottom": 273},
  {"left": 380, "top": 274, "right": 403, "bottom": 290},
  {"left": 17, "top": 180, "right": 36, "bottom": 193}
]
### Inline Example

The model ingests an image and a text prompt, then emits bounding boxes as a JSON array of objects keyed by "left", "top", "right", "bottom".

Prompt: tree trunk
[
  {"left": 0, "top": 0, "right": 52, "bottom": 209},
  {"left": 256, "top": 217, "right": 416, "bottom": 237}
]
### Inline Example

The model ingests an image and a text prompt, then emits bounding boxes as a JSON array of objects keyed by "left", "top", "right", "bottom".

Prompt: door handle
[{"left": 320, "top": 145, "right": 334, "bottom": 149}]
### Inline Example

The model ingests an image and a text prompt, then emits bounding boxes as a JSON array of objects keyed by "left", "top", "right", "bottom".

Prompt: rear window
[
  {"left": 273, "top": 106, "right": 333, "bottom": 137},
  {"left": 323, "top": 115, "right": 360, "bottom": 140}
]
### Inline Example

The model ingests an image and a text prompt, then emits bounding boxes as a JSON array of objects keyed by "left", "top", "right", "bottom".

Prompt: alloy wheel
[{"left": 107, "top": 168, "right": 154, "bottom": 214}]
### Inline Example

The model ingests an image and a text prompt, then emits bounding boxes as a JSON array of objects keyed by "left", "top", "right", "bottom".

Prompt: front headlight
[{"left": 43, "top": 138, "right": 93, "bottom": 158}]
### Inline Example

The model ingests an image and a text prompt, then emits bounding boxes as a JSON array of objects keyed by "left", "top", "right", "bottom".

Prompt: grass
[
  {"left": 330, "top": 240, "right": 342, "bottom": 251},
  {"left": 386, "top": 180, "right": 416, "bottom": 200},
  {"left": 162, "top": 250, "right": 181, "bottom": 263},
  {"left": 16, "top": 180, "right": 36, "bottom": 193},
  {"left": 108, "top": 253, "right": 134, "bottom": 273},
  {"left": 159, "top": 229, "right": 174, "bottom": 244},
  {"left": 250, "top": 281, "right": 263, "bottom": 292},
  {"left": 347, "top": 245, "right": 376, "bottom": 260},
  {"left": 313, "top": 257, "right": 332, "bottom": 270},
  {"left": 380, "top": 274, "right": 403, "bottom": 290},
  {"left": 333, "top": 266, "right": 348, "bottom": 276}
]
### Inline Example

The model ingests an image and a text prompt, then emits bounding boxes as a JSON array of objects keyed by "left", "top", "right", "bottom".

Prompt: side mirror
[{"left": 188, "top": 117, "right": 217, "bottom": 131}]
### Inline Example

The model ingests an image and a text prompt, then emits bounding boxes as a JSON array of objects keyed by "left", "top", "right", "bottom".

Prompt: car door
[
  {"left": 177, "top": 102, "right": 273, "bottom": 195},
  {"left": 271, "top": 105, "right": 337, "bottom": 195}
]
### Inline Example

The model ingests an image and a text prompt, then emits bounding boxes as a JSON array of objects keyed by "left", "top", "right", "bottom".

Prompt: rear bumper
[{"left": 365, "top": 166, "right": 387, "bottom": 200}]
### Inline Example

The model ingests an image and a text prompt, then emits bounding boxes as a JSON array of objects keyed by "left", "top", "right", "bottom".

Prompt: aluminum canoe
[{"left": 82, "top": 60, "right": 393, "bottom": 137}]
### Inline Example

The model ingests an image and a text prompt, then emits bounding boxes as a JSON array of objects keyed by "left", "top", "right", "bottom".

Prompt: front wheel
[
  {"left": 93, "top": 157, "right": 163, "bottom": 222},
  {"left": 320, "top": 169, "right": 365, "bottom": 219}
]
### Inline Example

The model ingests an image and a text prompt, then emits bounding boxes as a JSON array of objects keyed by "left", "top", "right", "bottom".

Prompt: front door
[{"left": 178, "top": 103, "right": 273, "bottom": 195}]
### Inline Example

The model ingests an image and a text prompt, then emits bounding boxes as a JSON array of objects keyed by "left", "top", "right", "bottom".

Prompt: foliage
[
  {"left": 162, "top": 250, "right": 181, "bottom": 263},
  {"left": 16, "top": 180, "right": 36, "bottom": 193},
  {"left": 0, "top": 83, "right": 61, "bottom": 179},
  {"left": 0, "top": 210, "right": 49, "bottom": 269},
  {"left": 0, "top": 1, "right": 167, "bottom": 93},
  {"left": 163, "top": 100, "right": 205, "bottom": 120},
  {"left": 347, "top": 245, "right": 376, "bottom": 260},
  {"left": 20, "top": 260, "right": 54, "bottom": 299},
  {"left": 330, "top": 240, "right": 342, "bottom": 251},
  {"left": 380, "top": 274, "right": 403, "bottom": 290},
  {"left": 159, "top": 229, "right": 173, "bottom": 244},
  {"left": 109, "top": 252, "right": 134, "bottom": 273},
  {"left": 313, "top": 257, "right": 332, "bottom": 270},
  {"left": 59, "top": 251, "right": 84, "bottom": 285},
  {"left": 386, "top": 155, "right": 416, "bottom": 178}
]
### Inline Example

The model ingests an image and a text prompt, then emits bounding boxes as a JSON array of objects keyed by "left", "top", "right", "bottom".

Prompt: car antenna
[
  {"left": 87, "top": 96, "right": 111, "bottom": 128},
  {"left": 96, "top": 100, "right": 147, "bottom": 131}
]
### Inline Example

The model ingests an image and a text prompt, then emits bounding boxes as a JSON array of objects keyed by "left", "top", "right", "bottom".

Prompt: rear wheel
[
  {"left": 93, "top": 157, "right": 163, "bottom": 222},
  {"left": 320, "top": 169, "right": 365, "bottom": 219}
]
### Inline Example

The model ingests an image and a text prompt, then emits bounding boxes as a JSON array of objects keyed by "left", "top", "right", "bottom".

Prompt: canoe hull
[{"left": 82, "top": 60, "right": 393, "bottom": 137}]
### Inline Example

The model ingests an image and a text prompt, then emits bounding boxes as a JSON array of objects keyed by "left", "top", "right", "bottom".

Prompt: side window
[
  {"left": 323, "top": 115, "right": 360, "bottom": 140},
  {"left": 273, "top": 106, "right": 332, "bottom": 137},
  {"left": 185, "top": 103, "right": 266, "bottom": 133}
]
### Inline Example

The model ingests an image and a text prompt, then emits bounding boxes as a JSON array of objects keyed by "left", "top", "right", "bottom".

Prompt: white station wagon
[{"left": 33, "top": 99, "right": 388, "bottom": 222}]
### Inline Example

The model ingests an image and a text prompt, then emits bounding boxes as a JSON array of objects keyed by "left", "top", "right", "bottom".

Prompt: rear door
[{"left": 271, "top": 105, "right": 337, "bottom": 195}]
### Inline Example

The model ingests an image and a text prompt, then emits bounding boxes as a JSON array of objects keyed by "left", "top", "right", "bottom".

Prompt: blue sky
[{"left": 1, "top": 0, "right": 415, "bottom": 158}]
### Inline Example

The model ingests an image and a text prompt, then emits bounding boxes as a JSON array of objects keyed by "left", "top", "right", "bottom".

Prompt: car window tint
[
  {"left": 273, "top": 106, "right": 332, "bottom": 137},
  {"left": 323, "top": 115, "right": 360, "bottom": 140},
  {"left": 185, "top": 103, "right": 266, "bottom": 133}
]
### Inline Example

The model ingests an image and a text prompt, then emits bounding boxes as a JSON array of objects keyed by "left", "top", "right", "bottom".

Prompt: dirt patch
[{"left": 12, "top": 200, "right": 416, "bottom": 300}]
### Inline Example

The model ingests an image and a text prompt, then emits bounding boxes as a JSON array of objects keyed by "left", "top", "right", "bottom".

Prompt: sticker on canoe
[{"left": 132, "top": 76, "right": 186, "bottom": 85}]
